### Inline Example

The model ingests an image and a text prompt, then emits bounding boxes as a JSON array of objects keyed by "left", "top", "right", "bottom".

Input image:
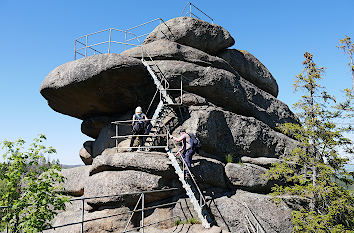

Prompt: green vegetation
[
  {"left": 225, "top": 153, "right": 233, "bottom": 163},
  {"left": 0, "top": 135, "right": 69, "bottom": 233},
  {"left": 174, "top": 217, "right": 201, "bottom": 226},
  {"left": 266, "top": 52, "right": 354, "bottom": 232}
]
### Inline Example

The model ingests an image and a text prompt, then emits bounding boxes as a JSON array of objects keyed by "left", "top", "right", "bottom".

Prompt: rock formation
[{"left": 41, "top": 16, "right": 300, "bottom": 233}]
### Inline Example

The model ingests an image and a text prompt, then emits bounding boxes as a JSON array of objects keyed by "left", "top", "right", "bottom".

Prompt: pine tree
[{"left": 266, "top": 52, "right": 354, "bottom": 232}]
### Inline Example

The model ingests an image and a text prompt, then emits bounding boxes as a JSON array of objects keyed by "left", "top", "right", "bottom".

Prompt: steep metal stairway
[{"left": 141, "top": 58, "right": 211, "bottom": 228}]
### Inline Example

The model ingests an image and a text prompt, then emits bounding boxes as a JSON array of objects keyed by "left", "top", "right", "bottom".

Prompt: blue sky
[{"left": 0, "top": 0, "right": 353, "bottom": 165}]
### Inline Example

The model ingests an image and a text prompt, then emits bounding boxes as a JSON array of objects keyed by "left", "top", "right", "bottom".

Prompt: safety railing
[
  {"left": 0, "top": 188, "right": 181, "bottom": 233},
  {"left": 243, "top": 202, "right": 266, "bottom": 233},
  {"left": 145, "top": 74, "right": 184, "bottom": 116},
  {"left": 181, "top": 2, "right": 214, "bottom": 24},
  {"left": 74, "top": 18, "right": 173, "bottom": 60},
  {"left": 111, "top": 119, "right": 169, "bottom": 151},
  {"left": 170, "top": 137, "right": 207, "bottom": 209}
]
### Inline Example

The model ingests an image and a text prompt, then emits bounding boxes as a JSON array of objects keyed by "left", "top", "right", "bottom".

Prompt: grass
[
  {"left": 225, "top": 154, "right": 233, "bottom": 163},
  {"left": 174, "top": 217, "right": 201, "bottom": 226}
]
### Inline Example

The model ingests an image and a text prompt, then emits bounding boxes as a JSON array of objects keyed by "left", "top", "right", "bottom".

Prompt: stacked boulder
[{"left": 41, "top": 17, "right": 299, "bottom": 233}]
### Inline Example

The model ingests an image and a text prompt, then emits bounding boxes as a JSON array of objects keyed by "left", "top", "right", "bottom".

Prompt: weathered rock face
[
  {"left": 210, "top": 190, "right": 293, "bottom": 233},
  {"left": 174, "top": 101, "right": 296, "bottom": 160},
  {"left": 40, "top": 54, "right": 154, "bottom": 119},
  {"left": 144, "top": 17, "right": 235, "bottom": 55},
  {"left": 89, "top": 152, "right": 173, "bottom": 176},
  {"left": 225, "top": 163, "right": 273, "bottom": 193},
  {"left": 147, "top": 60, "right": 298, "bottom": 129},
  {"left": 61, "top": 166, "right": 90, "bottom": 196},
  {"left": 122, "top": 39, "right": 235, "bottom": 74},
  {"left": 84, "top": 170, "right": 179, "bottom": 208},
  {"left": 79, "top": 141, "right": 94, "bottom": 165},
  {"left": 217, "top": 49, "right": 279, "bottom": 97}
]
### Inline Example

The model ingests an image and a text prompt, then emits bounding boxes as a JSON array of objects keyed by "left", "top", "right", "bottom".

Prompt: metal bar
[
  {"left": 81, "top": 199, "right": 84, "bottom": 233},
  {"left": 124, "top": 194, "right": 142, "bottom": 232},
  {"left": 125, "top": 32, "right": 127, "bottom": 51},
  {"left": 112, "top": 134, "right": 168, "bottom": 138},
  {"left": 108, "top": 28, "right": 112, "bottom": 53},
  {"left": 70, "top": 188, "right": 179, "bottom": 201},
  {"left": 146, "top": 89, "right": 159, "bottom": 116},
  {"left": 85, "top": 35, "right": 88, "bottom": 57},
  {"left": 74, "top": 40, "right": 77, "bottom": 60},
  {"left": 189, "top": 2, "right": 192, "bottom": 17},
  {"left": 125, "top": 18, "right": 161, "bottom": 31},
  {"left": 112, "top": 119, "right": 162, "bottom": 124},
  {"left": 190, "top": 2, "right": 214, "bottom": 22},
  {"left": 141, "top": 193, "right": 145, "bottom": 233},
  {"left": 125, "top": 33, "right": 150, "bottom": 43},
  {"left": 181, "top": 2, "right": 188, "bottom": 16},
  {"left": 123, "top": 216, "right": 180, "bottom": 233},
  {"left": 117, "top": 145, "right": 167, "bottom": 149},
  {"left": 75, "top": 28, "right": 111, "bottom": 40}
]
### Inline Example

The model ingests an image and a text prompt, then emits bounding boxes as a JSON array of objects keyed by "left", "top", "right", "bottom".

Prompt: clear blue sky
[{"left": 0, "top": 0, "right": 353, "bottom": 165}]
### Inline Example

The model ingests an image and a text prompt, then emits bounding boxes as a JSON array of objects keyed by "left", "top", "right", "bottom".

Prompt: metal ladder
[{"left": 141, "top": 58, "right": 211, "bottom": 228}]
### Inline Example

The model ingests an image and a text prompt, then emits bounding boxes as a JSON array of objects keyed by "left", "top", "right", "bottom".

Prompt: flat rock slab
[
  {"left": 61, "top": 166, "right": 90, "bottom": 196},
  {"left": 147, "top": 60, "right": 298, "bottom": 130},
  {"left": 84, "top": 170, "right": 179, "bottom": 209},
  {"left": 89, "top": 152, "right": 174, "bottom": 177},
  {"left": 122, "top": 39, "right": 235, "bottom": 74},
  {"left": 40, "top": 53, "right": 155, "bottom": 119},
  {"left": 144, "top": 17, "right": 235, "bottom": 55},
  {"left": 210, "top": 190, "right": 292, "bottom": 233},
  {"left": 218, "top": 49, "right": 279, "bottom": 97},
  {"left": 225, "top": 163, "right": 273, "bottom": 193}
]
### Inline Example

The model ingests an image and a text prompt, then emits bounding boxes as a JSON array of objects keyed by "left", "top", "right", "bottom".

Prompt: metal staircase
[{"left": 141, "top": 57, "right": 211, "bottom": 228}]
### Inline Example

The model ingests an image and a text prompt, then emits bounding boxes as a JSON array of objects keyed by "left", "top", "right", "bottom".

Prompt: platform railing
[
  {"left": 181, "top": 1, "right": 214, "bottom": 24},
  {"left": 1, "top": 188, "right": 181, "bottom": 233},
  {"left": 74, "top": 18, "right": 173, "bottom": 60}
]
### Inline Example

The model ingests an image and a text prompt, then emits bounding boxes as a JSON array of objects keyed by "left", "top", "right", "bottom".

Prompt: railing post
[
  {"left": 141, "top": 193, "right": 145, "bottom": 233},
  {"left": 74, "top": 40, "right": 77, "bottom": 60},
  {"left": 125, "top": 32, "right": 127, "bottom": 51},
  {"left": 81, "top": 199, "right": 85, "bottom": 233},
  {"left": 85, "top": 35, "right": 88, "bottom": 57},
  {"left": 189, "top": 2, "right": 192, "bottom": 17},
  {"left": 116, "top": 123, "right": 118, "bottom": 152},
  {"left": 108, "top": 28, "right": 112, "bottom": 54}
]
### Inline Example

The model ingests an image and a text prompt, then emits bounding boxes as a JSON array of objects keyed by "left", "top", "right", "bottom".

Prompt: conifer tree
[{"left": 266, "top": 52, "right": 354, "bottom": 232}]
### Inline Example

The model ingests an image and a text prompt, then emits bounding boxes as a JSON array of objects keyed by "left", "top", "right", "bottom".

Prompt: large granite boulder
[
  {"left": 122, "top": 39, "right": 235, "bottom": 74},
  {"left": 84, "top": 170, "right": 180, "bottom": 209},
  {"left": 143, "top": 17, "right": 235, "bottom": 55},
  {"left": 218, "top": 49, "right": 278, "bottom": 97},
  {"left": 61, "top": 166, "right": 90, "bottom": 196},
  {"left": 225, "top": 163, "right": 273, "bottom": 193},
  {"left": 89, "top": 152, "right": 174, "bottom": 176},
  {"left": 173, "top": 101, "right": 296, "bottom": 160},
  {"left": 40, "top": 54, "right": 154, "bottom": 119},
  {"left": 79, "top": 140, "right": 94, "bottom": 165},
  {"left": 43, "top": 201, "right": 132, "bottom": 233},
  {"left": 147, "top": 60, "right": 298, "bottom": 129},
  {"left": 210, "top": 190, "right": 293, "bottom": 233},
  {"left": 240, "top": 156, "right": 281, "bottom": 168}
]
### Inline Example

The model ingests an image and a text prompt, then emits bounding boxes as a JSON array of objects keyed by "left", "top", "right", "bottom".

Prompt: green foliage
[
  {"left": 337, "top": 35, "right": 354, "bottom": 89},
  {"left": 0, "top": 135, "right": 69, "bottom": 233},
  {"left": 266, "top": 52, "right": 354, "bottom": 232},
  {"left": 185, "top": 217, "right": 200, "bottom": 225},
  {"left": 174, "top": 217, "right": 201, "bottom": 226},
  {"left": 225, "top": 154, "right": 233, "bottom": 163},
  {"left": 174, "top": 218, "right": 183, "bottom": 226}
]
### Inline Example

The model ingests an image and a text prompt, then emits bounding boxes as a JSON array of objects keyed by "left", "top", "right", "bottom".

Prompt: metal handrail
[
  {"left": 74, "top": 18, "right": 174, "bottom": 60},
  {"left": 243, "top": 202, "right": 266, "bottom": 233},
  {"left": 181, "top": 2, "right": 214, "bottom": 24},
  {"left": 169, "top": 133, "right": 207, "bottom": 208}
]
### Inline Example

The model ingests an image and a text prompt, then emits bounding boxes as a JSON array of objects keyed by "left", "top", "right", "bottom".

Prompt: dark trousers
[
  {"left": 129, "top": 126, "right": 145, "bottom": 148},
  {"left": 182, "top": 148, "right": 195, "bottom": 170}
]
